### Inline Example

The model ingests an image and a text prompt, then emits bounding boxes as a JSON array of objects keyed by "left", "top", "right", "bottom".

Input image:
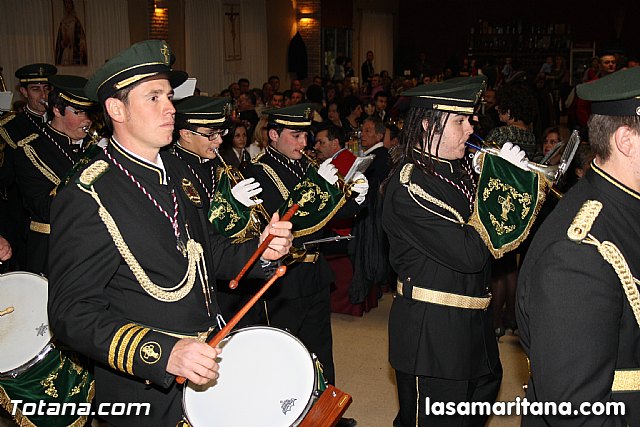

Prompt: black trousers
[
  {"left": 263, "top": 286, "right": 335, "bottom": 385},
  {"left": 394, "top": 367, "right": 502, "bottom": 427}
]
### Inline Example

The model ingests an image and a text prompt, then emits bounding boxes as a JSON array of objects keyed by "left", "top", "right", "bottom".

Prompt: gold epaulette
[
  {"left": 252, "top": 151, "right": 266, "bottom": 163},
  {"left": 399, "top": 163, "right": 414, "bottom": 184},
  {"left": 567, "top": 200, "right": 640, "bottom": 328},
  {"left": 567, "top": 200, "right": 603, "bottom": 242},
  {"left": 0, "top": 112, "right": 15, "bottom": 127},
  {"left": 78, "top": 160, "right": 109, "bottom": 188},
  {"left": 17, "top": 133, "right": 39, "bottom": 147}
]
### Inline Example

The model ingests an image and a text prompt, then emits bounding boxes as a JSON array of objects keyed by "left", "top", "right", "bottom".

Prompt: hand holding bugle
[
  {"left": 175, "top": 265, "right": 287, "bottom": 385},
  {"left": 229, "top": 203, "right": 299, "bottom": 289}
]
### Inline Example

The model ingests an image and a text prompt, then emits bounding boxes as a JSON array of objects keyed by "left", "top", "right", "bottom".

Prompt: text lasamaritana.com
[{"left": 425, "top": 397, "right": 625, "bottom": 417}]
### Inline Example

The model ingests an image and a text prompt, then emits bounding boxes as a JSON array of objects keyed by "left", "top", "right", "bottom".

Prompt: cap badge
[
  {"left": 161, "top": 44, "right": 170, "bottom": 65},
  {"left": 38, "top": 66, "right": 45, "bottom": 76},
  {"left": 636, "top": 106, "right": 640, "bottom": 116},
  {"left": 181, "top": 178, "right": 203, "bottom": 207},
  {"left": 304, "top": 107, "right": 311, "bottom": 119}
]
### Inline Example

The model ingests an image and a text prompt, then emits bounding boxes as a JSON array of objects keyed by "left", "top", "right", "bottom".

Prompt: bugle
[{"left": 467, "top": 130, "right": 581, "bottom": 185}]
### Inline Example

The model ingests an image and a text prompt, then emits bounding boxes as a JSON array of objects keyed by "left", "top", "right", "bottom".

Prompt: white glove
[
  {"left": 498, "top": 142, "right": 528, "bottom": 171},
  {"left": 317, "top": 158, "right": 339, "bottom": 185},
  {"left": 350, "top": 172, "right": 369, "bottom": 205},
  {"left": 231, "top": 178, "right": 263, "bottom": 207}
]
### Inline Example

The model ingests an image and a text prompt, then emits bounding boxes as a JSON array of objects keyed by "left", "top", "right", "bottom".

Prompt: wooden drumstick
[
  {"left": 229, "top": 203, "right": 298, "bottom": 289},
  {"left": 176, "top": 265, "right": 287, "bottom": 385},
  {"left": 0, "top": 306, "right": 14, "bottom": 316}
]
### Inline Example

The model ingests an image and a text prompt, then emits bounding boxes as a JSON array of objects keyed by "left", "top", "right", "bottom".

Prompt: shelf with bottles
[{"left": 468, "top": 19, "right": 572, "bottom": 53}]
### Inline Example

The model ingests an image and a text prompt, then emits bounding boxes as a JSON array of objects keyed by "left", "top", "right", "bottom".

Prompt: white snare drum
[
  {"left": 183, "top": 326, "right": 318, "bottom": 427},
  {"left": 0, "top": 272, "right": 53, "bottom": 378}
]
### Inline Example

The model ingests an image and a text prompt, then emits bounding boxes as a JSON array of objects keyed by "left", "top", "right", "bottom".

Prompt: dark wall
[{"left": 398, "top": 0, "right": 638, "bottom": 76}]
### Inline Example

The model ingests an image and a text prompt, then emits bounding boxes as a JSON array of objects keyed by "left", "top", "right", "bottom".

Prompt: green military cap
[
  {"left": 174, "top": 96, "right": 230, "bottom": 129},
  {"left": 15, "top": 63, "right": 57, "bottom": 85},
  {"left": 48, "top": 75, "right": 97, "bottom": 110},
  {"left": 267, "top": 103, "right": 315, "bottom": 128},
  {"left": 402, "top": 76, "right": 487, "bottom": 114},
  {"left": 577, "top": 66, "right": 640, "bottom": 116},
  {"left": 85, "top": 40, "right": 188, "bottom": 104}
]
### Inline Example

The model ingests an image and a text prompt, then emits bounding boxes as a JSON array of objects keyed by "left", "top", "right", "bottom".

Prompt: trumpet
[{"left": 467, "top": 130, "right": 581, "bottom": 185}]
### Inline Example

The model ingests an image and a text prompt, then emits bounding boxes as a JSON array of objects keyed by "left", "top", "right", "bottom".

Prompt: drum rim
[
  {"left": 0, "top": 271, "right": 52, "bottom": 378},
  {"left": 182, "top": 325, "right": 318, "bottom": 427},
  {"left": 0, "top": 342, "right": 55, "bottom": 379}
]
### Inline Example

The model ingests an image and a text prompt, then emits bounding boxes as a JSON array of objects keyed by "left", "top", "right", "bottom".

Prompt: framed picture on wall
[
  {"left": 52, "top": 0, "right": 88, "bottom": 66},
  {"left": 223, "top": 4, "right": 242, "bottom": 61}
]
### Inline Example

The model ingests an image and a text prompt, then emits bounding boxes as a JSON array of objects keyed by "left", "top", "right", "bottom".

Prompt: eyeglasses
[
  {"left": 190, "top": 128, "right": 229, "bottom": 140},
  {"left": 66, "top": 106, "right": 88, "bottom": 117}
]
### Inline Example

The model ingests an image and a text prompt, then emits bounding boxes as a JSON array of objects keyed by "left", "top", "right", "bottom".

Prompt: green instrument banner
[
  {"left": 0, "top": 350, "right": 94, "bottom": 427},
  {"left": 278, "top": 166, "right": 347, "bottom": 238},
  {"left": 468, "top": 153, "right": 548, "bottom": 259},
  {"left": 208, "top": 167, "right": 254, "bottom": 242}
]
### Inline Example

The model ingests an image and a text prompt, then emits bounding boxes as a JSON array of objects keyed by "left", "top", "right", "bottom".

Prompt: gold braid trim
[
  {"left": 127, "top": 328, "right": 150, "bottom": 375},
  {"left": 0, "top": 126, "right": 17, "bottom": 149},
  {"left": 612, "top": 369, "right": 640, "bottom": 392},
  {"left": 254, "top": 161, "right": 290, "bottom": 200},
  {"left": 399, "top": 163, "right": 464, "bottom": 224},
  {"left": 0, "top": 112, "right": 15, "bottom": 126},
  {"left": 0, "top": 383, "right": 37, "bottom": 427},
  {"left": 109, "top": 323, "right": 137, "bottom": 369},
  {"left": 21, "top": 139, "right": 61, "bottom": 186},
  {"left": 567, "top": 200, "right": 640, "bottom": 328},
  {"left": 78, "top": 184, "right": 204, "bottom": 302},
  {"left": 567, "top": 200, "right": 603, "bottom": 242},
  {"left": 117, "top": 325, "right": 144, "bottom": 372}
]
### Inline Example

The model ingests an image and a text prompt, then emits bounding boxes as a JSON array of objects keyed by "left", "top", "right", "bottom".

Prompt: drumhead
[
  {"left": 183, "top": 326, "right": 316, "bottom": 427},
  {"left": 0, "top": 272, "right": 52, "bottom": 375}
]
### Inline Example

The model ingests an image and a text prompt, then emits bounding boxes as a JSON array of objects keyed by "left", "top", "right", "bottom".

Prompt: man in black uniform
[
  {"left": 173, "top": 95, "right": 266, "bottom": 325},
  {"left": 382, "top": 77, "right": 529, "bottom": 427},
  {"left": 517, "top": 63, "right": 640, "bottom": 426},
  {"left": 172, "top": 95, "right": 262, "bottom": 208},
  {"left": 244, "top": 103, "right": 368, "bottom": 389},
  {"left": 47, "top": 40, "right": 293, "bottom": 426},
  {"left": 13, "top": 75, "right": 96, "bottom": 275},
  {"left": 0, "top": 63, "right": 57, "bottom": 270}
]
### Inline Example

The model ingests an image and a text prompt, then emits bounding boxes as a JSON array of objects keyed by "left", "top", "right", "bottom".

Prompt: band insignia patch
[
  {"left": 181, "top": 178, "right": 203, "bottom": 207},
  {"left": 140, "top": 341, "right": 162, "bottom": 365}
]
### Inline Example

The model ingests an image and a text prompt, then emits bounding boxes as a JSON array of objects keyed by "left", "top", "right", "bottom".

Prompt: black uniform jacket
[
  {"left": 13, "top": 123, "right": 88, "bottom": 273},
  {"left": 517, "top": 163, "right": 640, "bottom": 426},
  {"left": 171, "top": 143, "right": 218, "bottom": 204},
  {"left": 48, "top": 139, "right": 263, "bottom": 425},
  {"left": 243, "top": 147, "right": 343, "bottom": 299},
  {"left": 382, "top": 157, "right": 500, "bottom": 380},
  {"left": 14, "top": 123, "right": 85, "bottom": 223}
]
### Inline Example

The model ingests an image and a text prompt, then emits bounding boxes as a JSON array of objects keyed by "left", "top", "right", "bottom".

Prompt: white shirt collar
[
  {"left": 112, "top": 136, "right": 168, "bottom": 184},
  {"left": 364, "top": 142, "right": 384, "bottom": 155}
]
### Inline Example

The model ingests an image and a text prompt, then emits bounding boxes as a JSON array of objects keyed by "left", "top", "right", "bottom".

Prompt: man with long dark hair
[{"left": 382, "top": 76, "right": 528, "bottom": 427}]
